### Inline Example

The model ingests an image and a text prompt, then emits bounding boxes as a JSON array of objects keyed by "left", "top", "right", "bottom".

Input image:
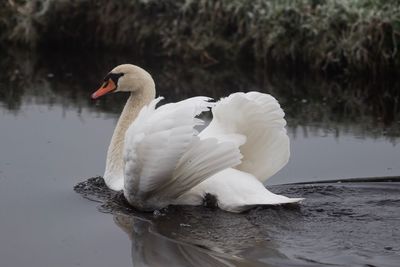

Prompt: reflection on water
[
  {"left": 114, "top": 215, "right": 255, "bottom": 267},
  {"left": 1, "top": 49, "right": 400, "bottom": 267},
  {"left": 1, "top": 49, "right": 399, "bottom": 135},
  {"left": 75, "top": 177, "right": 400, "bottom": 267},
  {"left": 1, "top": 48, "right": 399, "bottom": 183}
]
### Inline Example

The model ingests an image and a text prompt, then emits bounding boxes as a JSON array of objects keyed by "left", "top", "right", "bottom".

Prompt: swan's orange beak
[{"left": 91, "top": 79, "right": 117, "bottom": 99}]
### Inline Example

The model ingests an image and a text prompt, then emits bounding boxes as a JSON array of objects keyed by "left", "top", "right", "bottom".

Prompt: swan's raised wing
[
  {"left": 123, "top": 97, "right": 242, "bottom": 206},
  {"left": 200, "top": 92, "right": 290, "bottom": 183}
]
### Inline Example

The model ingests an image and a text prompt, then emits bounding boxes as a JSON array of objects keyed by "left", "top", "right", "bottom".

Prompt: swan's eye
[{"left": 103, "top": 72, "right": 124, "bottom": 85}]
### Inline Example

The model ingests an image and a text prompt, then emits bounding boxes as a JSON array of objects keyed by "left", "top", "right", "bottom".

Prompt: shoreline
[{"left": 1, "top": 0, "right": 399, "bottom": 77}]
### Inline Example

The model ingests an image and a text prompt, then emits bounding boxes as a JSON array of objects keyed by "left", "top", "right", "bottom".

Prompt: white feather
[
  {"left": 177, "top": 168, "right": 303, "bottom": 213},
  {"left": 177, "top": 91, "right": 302, "bottom": 212},
  {"left": 200, "top": 92, "right": 290, "bottom": 182},
  {"left": 122, "top": 96, "right": 242, "bottom": 210}
]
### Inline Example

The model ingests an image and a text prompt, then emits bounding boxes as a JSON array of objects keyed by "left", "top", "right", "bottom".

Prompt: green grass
[{"left": 1, "top": 0, "right": 399, "bottom": 76}]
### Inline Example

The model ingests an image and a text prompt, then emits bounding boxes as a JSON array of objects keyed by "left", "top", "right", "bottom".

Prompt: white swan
[{"left": 91, "top": 64, "right": 303, "bottom": 212}]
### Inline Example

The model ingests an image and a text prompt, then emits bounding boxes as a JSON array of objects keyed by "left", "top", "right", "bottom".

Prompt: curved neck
[{"left": 104, "top": 87, "right": 155, "bottom": 190}]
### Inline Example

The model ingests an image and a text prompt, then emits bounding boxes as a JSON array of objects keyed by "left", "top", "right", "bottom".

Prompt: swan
[{"left": 91, "top": 64, "right": 303, "bottom": 212}]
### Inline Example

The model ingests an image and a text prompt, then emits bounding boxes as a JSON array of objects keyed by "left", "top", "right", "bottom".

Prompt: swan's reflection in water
[
  {"left": 113, "top": 210, "right": 288, "bottom": 267},
  {"left": 115, "top": 215, "right": 239, "bottom": 266}
]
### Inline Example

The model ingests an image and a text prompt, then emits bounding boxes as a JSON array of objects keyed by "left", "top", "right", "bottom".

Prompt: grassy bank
[{"left": 1, "top": 0, "right": 399, "bottom": 76}]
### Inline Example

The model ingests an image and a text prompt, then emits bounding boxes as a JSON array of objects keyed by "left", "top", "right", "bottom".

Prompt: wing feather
[
  {"left": 123, "top": 96, "right": 241, "bottom": 205},
  {"left": 200, "top": 92, "right": 290, "bottom": 183}
]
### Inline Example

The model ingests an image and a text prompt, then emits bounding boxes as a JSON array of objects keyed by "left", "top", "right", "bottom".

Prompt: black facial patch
[
  {"left": 101, "top": 80, "right": 110, "bottom": 88},
  {"left": 103, "top": 72, "right": 124, "bottom": 85}
]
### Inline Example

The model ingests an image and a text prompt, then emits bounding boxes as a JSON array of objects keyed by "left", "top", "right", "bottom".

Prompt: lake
[{"left": 0, "top": 50, "right": 399, "bottom": 266}]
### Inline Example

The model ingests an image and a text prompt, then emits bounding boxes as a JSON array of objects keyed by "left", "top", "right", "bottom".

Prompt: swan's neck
[{"left": 104, "top": 89, "right": 155, "bottom": 190}]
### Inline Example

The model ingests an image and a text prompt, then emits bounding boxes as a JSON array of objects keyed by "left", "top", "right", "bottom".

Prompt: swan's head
[{"left": 91, "top": 64, "right": 155, "bottom": 99}]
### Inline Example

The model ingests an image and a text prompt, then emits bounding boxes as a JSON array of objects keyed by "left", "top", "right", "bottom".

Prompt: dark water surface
[
  {"left": 1, "top": 50, "right": 400, "bottom": 266},
  {"left": 75, "top": 177, "right": 400, "bottom": 267}
]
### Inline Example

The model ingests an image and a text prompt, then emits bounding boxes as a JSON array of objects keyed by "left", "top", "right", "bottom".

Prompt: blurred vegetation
[{"left": 0, "top": 0, "right": 399, "bottom": 77}]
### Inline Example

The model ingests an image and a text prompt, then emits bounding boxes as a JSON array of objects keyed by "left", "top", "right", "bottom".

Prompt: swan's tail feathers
[
  {"left": 193, "top": 169, "right": 303, "bottom": 213},
  {"left": 157, "top": 137, "right": 242, "bottom": 199},
  {"left": 200, "top": 92, "right": 290, "bottom": 183}
]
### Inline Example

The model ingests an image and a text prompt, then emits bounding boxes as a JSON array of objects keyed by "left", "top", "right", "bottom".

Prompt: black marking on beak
[
  {"left": 103, "top": 72, "right": 124, "bottom": 85},
  {"left": 102, "top": 80, "right": 109, "bottom": 88}
]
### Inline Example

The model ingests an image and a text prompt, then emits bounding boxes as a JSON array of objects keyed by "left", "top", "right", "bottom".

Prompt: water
[
  {"left": 0, "top": 50, "right": 399, "bottom": 266},
  {"left": 75, "top": 178, "right": 400, "bottom": 267}
]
